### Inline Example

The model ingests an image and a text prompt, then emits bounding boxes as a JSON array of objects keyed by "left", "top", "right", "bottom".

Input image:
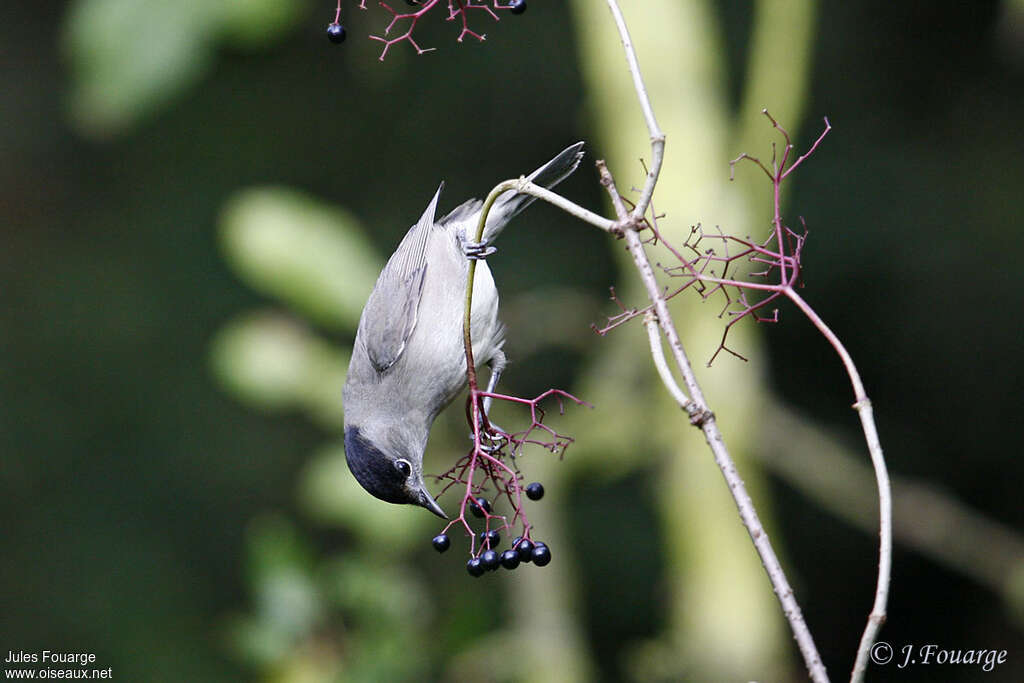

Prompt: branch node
[{"left": 688, "top": 407, "right": 714, "bottom": 427}]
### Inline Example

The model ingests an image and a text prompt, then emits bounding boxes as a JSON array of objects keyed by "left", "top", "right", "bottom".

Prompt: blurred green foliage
[
  {"left": 225, "top": 513, "right": 435, "bottom": 682},
  {"left": 210, "top": 187, "right": 379, "bottom": 430},
  {"left": 210, "top": 311, "right": 350, "bottom": 430},
  {"left": 219, "top": 188, "right": 380, "bottom": 330},
  {"left": 63, "top": 0, "right": 306, "bottom": 136}
]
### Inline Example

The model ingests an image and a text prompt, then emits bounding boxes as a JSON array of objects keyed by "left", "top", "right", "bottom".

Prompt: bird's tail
[
  {"left": 488, "top": 141, "right": 585, "bottom": 242},
  {"left": 442, "top": 142, "right": 585, "bottom": 244},
  {"left": 519, "top": 141, "right": 586, "bottom": 205}
]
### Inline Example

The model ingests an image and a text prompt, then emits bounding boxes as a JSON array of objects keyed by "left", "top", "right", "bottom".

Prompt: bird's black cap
[
  {"left": 344, "top": 426, "right": 408, "bottom": 504},
  {"left": 344, "top": 426, "right": 447, "bottom": 518}
]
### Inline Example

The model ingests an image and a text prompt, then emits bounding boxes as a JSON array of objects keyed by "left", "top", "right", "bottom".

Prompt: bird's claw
[
  {"left": 469, "top": 425, "right": 508, "bottom": 453},
  {"left": 478, "top": 429, "right": 508, "bottom": 453},
  {"left": 464, "top": 241, "right": 497, "bottom": 260}
]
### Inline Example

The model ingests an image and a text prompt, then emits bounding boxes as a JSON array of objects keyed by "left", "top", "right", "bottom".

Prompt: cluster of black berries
[
  {"left": 463, "top": 536, "right": 551, "bottom": 577},
  {"left": 431, "top": 482, "right": 550, "bottom": 577}
]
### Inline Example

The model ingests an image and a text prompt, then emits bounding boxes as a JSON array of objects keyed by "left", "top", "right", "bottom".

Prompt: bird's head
[{"left": 343, "top": 424, "right": 447, "bottom": 519}]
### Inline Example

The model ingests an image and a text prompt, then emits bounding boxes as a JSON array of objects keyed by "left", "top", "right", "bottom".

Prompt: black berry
[
  {"left": 477, "top": 529, "right": 501, "bottom": 546},
  {"left": 525, "top": 482, "right": 544, "bottom": 500},
  {"left": 470, "top": 497, "right": 491, "bottom": 518},
  {"left": 326, "top": 23, "right": 346, "bottom": 44},
  {"left": 532, "top": 543, "right": 551, "bottom": 566},
  {"left": 514, "top": 537, "right": 534, "bottom": 562},
  {"left": 500, "top": 549, "right": 521, "bottom": 570},
  {"left": 432, "top": 534, "right": 450, "bottom": 553},
  {"left": 508, "top": 0, "right": 527, "bottom": 15},
  {"left": 480, "top": 549, "right": 500, "bottom": 571},
  {"left": 467, "top": 557, "right": 484, "bottom": 577}
]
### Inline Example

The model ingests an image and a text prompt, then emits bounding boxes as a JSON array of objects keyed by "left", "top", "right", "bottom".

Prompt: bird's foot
[
  {"left": 464, "top": 240, "right": 497, "bottom": 260},
  {"left": 477, "top": 428, "right": 508, "bottom": 454},
  {"left": 469, "top": 420, "right": 507, "bottom": 453}
]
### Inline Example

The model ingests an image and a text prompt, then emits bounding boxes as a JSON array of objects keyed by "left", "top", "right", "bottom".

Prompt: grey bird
[{"left": 342, "top": 142, "right": 585, "bottom": 518}]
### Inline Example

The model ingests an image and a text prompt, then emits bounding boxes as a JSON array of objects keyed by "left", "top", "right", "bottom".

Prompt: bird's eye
[{"left": 394, "top": 459, "right": 412, "bottom": 478}]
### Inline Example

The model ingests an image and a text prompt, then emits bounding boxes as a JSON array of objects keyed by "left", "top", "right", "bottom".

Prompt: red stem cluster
[
  {"left": 593, "top": 111, "right": 832, "bottom": 366},
  {"left": 344, "top": 1, "right": 519, "bottom": 61}
]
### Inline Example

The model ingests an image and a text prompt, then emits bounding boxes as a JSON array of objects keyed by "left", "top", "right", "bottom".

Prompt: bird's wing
[{"left": 361, "top": 184, "right": 443, "bottom": 374}]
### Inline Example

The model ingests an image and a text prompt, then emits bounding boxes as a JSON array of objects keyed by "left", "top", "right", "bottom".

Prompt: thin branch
[
  {"left": 462, "top": 175, "right": 615, "bottom": 390},
  {"left": 786, "top": 288, "right": 892, "bottom": 683},
  {"left": 603, "top": 0, "right": 664, "bottom": 222},
  {"left": 642, "top": 311, "right": 695, "bottom": 413},
  {"left": 757, "top": 403, "right": 1023, "bottom": 604},
  {"left": 662, "top": 107, "right": 889, "bottom": 681},
  {"left": 460, "top": 170, "right": 617, "bottom": 396},
  {"left": 597, "top": 159, "right": 829, "bottom": 683},
  {"left": 472, "top": 178, "right": 618, "bottom": 239},
  {"left": 463, "top": 264, "right": 481, "bottom": 395}
]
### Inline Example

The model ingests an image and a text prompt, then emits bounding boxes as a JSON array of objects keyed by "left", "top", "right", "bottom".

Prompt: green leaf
[
  {"left": 321, "top": 557, "right": 431, "bottom": 625},
  {"left": 63, "top": 0, "right": 220, "bottom": 136},
  {"left": 220, "top": 187, "right": 382, "bottom": 331},
  {"left": 219, "top": 0, "right": 307, "bottom": 50},
  {"left": 62, "top": 0, "right": 306, "bottom": 136},
  {"left": 243, "top": 515, "right": 323, "bottom": 642},
  {"left": 209, "top": 311, "right": 349, "bottom": 430}
]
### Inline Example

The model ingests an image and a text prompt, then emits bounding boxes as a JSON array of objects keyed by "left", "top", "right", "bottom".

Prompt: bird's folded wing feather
[
  {"left": 362, "top": 263, "right": 426, "bottom": 373},
  {"left": 361, "top": 184, "right": 443, "bottom": 374}
]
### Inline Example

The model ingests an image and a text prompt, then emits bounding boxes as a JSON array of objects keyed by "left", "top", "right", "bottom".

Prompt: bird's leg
[
  {"left": 482, "top": 349, "right": 506, "bottom": 419},
  {"left": 472, "top": 351, "right": 508, "bottom": 452}
]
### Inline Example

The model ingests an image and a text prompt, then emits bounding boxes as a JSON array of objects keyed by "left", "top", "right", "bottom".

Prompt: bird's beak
[{"left": 418, "top": 488, "right": 448, "bottom": 519}]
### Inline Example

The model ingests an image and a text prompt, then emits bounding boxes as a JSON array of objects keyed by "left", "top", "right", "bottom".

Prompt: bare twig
[
  {"left": 642, "top": 311, "right": 694, "bottom": 413},
  {"left": 758, "top": 403, "right": 1023, "bottom": 606},
  {"left": 463, "top": 176, "right": 614, "bottom": 389},
  {"left": 473, "top": 178, "right": 617, "bottom": 238},
  {"left": 356, "top": 0, "right": 519, "bottom": 61},
  {"left": 602, "top": 0, "right": 664, "bottom": 222},
  {"left": 597, "top": 160, "right": 828, "bottom": 683},
  {"left": 785, "top": 289, "right": 891, "bottom": 683},
  {"left": 728, "top": 111, "right": 892, "bottom": 683},
  {"left": 672, "top": 107, "right": 890, "bottom": 681}
]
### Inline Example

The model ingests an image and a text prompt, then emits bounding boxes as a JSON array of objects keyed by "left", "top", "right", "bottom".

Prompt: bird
[{"left": 342, "top": 142, "right": 585, "bottom": 518}]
